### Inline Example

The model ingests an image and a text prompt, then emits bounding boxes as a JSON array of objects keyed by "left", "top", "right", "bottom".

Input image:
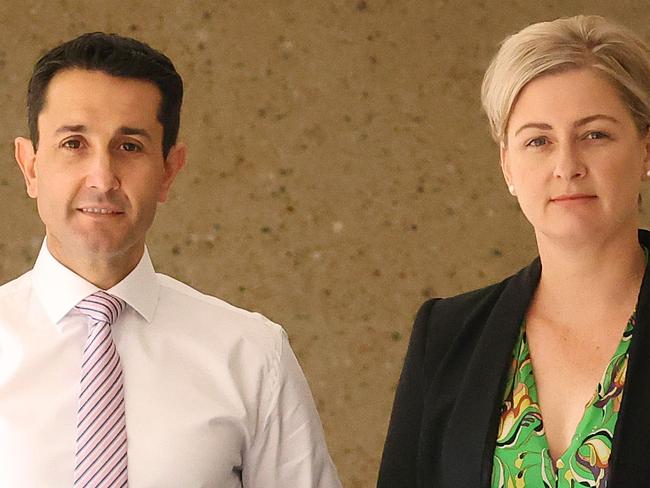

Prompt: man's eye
[
  {"left": 62, "top": 139, "right": 81, "bottom": 149},
  {"left": 526, "top": 137, "right": 547, "bottom": 147},
  {"left": 120, "top": 142, "right": 141, "bottom": 152}
]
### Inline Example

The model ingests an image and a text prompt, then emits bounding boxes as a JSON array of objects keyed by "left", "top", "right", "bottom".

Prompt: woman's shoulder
[
  {"left": 420, "top": 275, "right": 514, "bottom": 326},
  {"left": 414, "top": 258, "right": 541, "bottom": 343}
]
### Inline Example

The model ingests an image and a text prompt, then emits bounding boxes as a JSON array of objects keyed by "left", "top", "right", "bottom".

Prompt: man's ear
[
  {"left": 15, "top": 137, "right": 38, "bottom": 198},
  {"left": 158, "top": 142, "right": 187, "bottom": 203}
]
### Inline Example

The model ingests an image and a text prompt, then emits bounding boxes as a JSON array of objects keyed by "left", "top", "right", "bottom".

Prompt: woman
[{"left": 378, "top": 15, "right": 650, "bottom": 488}]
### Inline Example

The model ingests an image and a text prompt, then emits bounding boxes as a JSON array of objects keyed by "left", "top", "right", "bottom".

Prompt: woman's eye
[
  {"left": 526, "top": 137, "right": 547, "bottom": 148},
  {"left": 586, "top": 131, "right": 608, "bottom": 140},
  {"left": 62, "top": 139, "right": 81, "bottom": 149}
]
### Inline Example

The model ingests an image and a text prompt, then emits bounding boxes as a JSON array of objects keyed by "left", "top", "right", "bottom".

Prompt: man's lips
[
  {"left": 77, "top": 207, "right": 124, "bottom": 214},
  {"left": 550, "top": 194, "right": 597, "bottom": 202}
]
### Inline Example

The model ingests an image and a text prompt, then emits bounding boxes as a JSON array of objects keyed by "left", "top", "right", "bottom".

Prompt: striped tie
[{"left": 73, "top": 291, "right": 129, "bottom": 488}]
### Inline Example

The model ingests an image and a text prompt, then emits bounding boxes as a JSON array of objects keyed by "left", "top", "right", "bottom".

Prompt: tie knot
[{"left": 75, "top": 291, "right": 126, "bottom": 326}]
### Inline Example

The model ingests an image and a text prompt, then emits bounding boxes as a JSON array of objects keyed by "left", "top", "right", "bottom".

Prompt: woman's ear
[
  {"left": 642, "top": 127, "right": 650, "bottom": 180},
  {"left": 500, "top": 141, "right": 516, "bottom": 195}
]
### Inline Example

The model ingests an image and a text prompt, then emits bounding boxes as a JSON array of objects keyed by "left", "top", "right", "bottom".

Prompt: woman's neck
[{"left": 532, "top": 229, "right": 646, "bottom": 328}]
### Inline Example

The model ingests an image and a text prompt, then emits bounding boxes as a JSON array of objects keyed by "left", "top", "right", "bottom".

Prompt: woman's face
[{"left": 501, "top": 68, "right": 650, "bottom": 245}]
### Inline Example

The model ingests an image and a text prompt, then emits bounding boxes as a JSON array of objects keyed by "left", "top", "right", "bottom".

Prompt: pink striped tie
[{"left": 73, "top": 291, "right": 128, "bottom": 488}]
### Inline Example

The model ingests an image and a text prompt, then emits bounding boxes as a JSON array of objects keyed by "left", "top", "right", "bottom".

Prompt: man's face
[{"left": 16, "top": 69, "right": 184, "bottom": 269}]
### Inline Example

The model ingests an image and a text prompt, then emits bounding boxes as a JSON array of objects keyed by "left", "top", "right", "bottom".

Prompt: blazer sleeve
[{"left": 377, "top": 298, "right": 438, "bottom": 488}]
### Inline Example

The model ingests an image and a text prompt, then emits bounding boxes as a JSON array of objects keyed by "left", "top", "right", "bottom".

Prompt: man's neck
[{"left": 46, "top": 240, "right": 144, "bottom": 290}]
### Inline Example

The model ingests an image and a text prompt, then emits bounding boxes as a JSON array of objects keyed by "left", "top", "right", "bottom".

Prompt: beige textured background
[{"left": 2, "top": 1, "right": 650, "bottom": 486}]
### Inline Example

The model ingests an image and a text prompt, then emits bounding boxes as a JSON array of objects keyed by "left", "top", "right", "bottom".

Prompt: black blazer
[{"left": 378, "top": 229, "right": 650, "bottom": 488}]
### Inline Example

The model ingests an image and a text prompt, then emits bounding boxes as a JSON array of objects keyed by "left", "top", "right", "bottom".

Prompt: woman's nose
[{"left": 552, "top": 141, "right": 587, "bottom": 181}]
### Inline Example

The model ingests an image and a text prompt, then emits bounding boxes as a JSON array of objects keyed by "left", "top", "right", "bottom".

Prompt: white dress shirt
[{"left": 0, "top": 241, "right": 341, "bottom": 488}]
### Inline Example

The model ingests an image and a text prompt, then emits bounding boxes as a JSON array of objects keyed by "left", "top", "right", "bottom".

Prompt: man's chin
[{"left": 70, "top": 233, "right": 143, "bottom": 261}]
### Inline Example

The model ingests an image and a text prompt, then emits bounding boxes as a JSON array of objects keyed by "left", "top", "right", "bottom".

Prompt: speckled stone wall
[{"left": 2, "top": 1, "right": 650, "bottom": 486}]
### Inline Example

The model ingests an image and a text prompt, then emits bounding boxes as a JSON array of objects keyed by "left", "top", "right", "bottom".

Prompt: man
[{"left": 1, "top": 32, "right": 341, "bottom": 487}]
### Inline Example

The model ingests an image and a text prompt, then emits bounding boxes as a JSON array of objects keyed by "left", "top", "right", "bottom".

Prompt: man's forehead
[
  {"left": 39, "top": 69, "right": 163, "bottom": 135},
  {"left": 46, "top": 68, "right": 161, "bottom": 95}
]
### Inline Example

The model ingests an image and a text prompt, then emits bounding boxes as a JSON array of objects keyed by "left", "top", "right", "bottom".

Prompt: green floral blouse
[{"left": 492, "top": 314, "right": 634, "bottom": 488}]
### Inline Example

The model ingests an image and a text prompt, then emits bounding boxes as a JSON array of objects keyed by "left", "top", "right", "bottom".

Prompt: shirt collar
[{"left": 32, "top": 239, "right": 159, "bottom": 326}]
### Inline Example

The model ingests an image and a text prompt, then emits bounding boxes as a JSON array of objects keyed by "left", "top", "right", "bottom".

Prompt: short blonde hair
[{"left": 481, "top": 15, "right": 650, "bottom": 143}]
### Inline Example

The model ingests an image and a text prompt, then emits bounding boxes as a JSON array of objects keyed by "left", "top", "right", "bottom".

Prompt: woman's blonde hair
[{"left": 481, "top": 15, "right": 650, "bottom": 144}]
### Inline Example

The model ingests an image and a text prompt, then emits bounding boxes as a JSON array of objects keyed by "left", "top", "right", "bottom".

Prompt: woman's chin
[{"left": 533, "top": 218, "right": 636, "bottom": 247}]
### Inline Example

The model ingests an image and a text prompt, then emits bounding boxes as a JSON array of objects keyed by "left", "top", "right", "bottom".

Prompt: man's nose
[{"left": 85, "top": 149, "right": 119, "bottom": 192}]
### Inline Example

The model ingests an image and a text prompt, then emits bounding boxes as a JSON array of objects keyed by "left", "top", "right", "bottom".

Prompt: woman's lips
[{"left": 550, "top": 194, "right": 597, "bottom": 202}]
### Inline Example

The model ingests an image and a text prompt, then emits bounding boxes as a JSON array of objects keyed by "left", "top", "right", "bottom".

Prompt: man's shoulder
[
  {"left": 153, "top": 272, "right": 286, "bottom": 345},
  {"left": 0, "top": 270, "right": 33, "bottom": 301}
]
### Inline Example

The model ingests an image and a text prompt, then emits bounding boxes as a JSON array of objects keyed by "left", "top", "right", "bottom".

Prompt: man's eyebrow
[
  {"left": 117, "top": 126, "right": 152, "bottom": 140},
  {"left": 55, "top": 124, "right": 87, "bottom": 134},
  {"left": 513, "top": 114, "right": 622, "bottom": 137},
  {"left": 53, "top": 125, "right": 152, "bottom": 140}
]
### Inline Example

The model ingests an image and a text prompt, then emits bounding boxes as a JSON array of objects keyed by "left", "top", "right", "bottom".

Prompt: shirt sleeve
[{"left": 242, "top": 329, "right": 342, "bottom": 488}]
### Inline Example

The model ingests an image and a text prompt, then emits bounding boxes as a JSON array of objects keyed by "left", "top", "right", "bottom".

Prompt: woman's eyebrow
[
  {"left": 573, "top": 114, "right": 621, "bottom": 127},
  {"left": 514, "top": 114, "right": 621, "bottom": 137},
  {"left": 514, "top": 122, "right": 552, "bottom": 137}
]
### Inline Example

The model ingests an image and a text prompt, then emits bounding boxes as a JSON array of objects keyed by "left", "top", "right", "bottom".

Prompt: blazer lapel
[
  {"left": 436, "top": 259, "right": 541, "bottom": 487},
  {"left": 609, "top": 229, "right": 650, "bottom": 485}
]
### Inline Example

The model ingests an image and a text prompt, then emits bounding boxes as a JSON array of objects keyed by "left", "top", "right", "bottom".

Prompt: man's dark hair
[{"left": 27, "top": 32, "right": 183, "bottom": 158}]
